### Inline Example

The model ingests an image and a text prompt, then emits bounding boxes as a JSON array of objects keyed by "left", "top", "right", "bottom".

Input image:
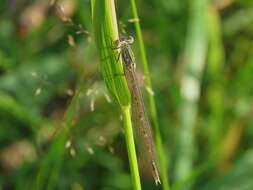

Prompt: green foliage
[{"left": 0, "top": 0, "right": 253, "bottom": 190}]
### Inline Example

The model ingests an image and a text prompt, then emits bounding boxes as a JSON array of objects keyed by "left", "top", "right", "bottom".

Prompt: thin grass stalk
[
  {"left": 92, "top": 0, "right": 142, "bottom": 189},
  {"left": 175, "top": 0, "right": 208, "bottom": 188},
  {"left": 128, "top": 0, "right": 170, "bottom": 189},
  {"left": 34, "top": 134, "right": 66, "bottom": 190},
  {"left": 35, "top": 86, "right": 80, "bottom": 190},
  {"left": 122, "top": 107, "right": 142, "bottom": 190},
  {"left": 206, "top": 5, "right": 225, "bottom": 160}
]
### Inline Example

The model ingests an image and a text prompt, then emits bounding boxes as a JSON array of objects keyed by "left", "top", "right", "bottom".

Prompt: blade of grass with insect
[
  {"left": 91, "top": 0, "right": 141, "bottom": 189},
  {"left": 114, "top": 36, "right": 161, "bottom": 185},
  {"left": 128, "top": 0, "right": 170, "bottom": 189}
]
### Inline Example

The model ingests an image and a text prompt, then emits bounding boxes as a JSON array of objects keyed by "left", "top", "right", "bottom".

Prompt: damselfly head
[{"left": 115, "top": 36, "right": 134, "bottom": 48}]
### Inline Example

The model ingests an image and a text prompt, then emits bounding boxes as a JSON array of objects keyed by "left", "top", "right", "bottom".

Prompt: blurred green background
[{"left": 0, "top": 0, "right": 253, "bottom": 189}]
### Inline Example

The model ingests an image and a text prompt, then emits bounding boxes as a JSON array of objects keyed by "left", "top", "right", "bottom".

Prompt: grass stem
[{"left": 92, "top": 0, "right": 142, "bottom": 189}]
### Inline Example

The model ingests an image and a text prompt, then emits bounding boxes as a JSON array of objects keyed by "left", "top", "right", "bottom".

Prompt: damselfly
[{"left": 114, "top": 36, "right": 161, "bottom": 185}]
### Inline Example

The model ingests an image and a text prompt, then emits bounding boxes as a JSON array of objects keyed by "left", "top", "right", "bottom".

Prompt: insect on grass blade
[{"left": 114, "top": 36, "right": 161, "bottom": 185}]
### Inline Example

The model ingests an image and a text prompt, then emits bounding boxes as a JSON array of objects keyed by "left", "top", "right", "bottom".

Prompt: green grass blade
[
  {"left": 92, "top": 0, "right": 142, "bottom": 189},
  {"left": 206, "top": 5, "right": 225, "bottom": 160},
  {"left": 93, "top": 0, "right": 130, "bottom": 106},
  {"left": 122, "top": 106, "right": 142, "bottom": 190}
]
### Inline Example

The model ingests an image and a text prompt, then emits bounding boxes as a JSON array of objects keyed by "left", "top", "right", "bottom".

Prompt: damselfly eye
[{"left": 127, "top": 36, "right": 134, "bottom": 44}]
